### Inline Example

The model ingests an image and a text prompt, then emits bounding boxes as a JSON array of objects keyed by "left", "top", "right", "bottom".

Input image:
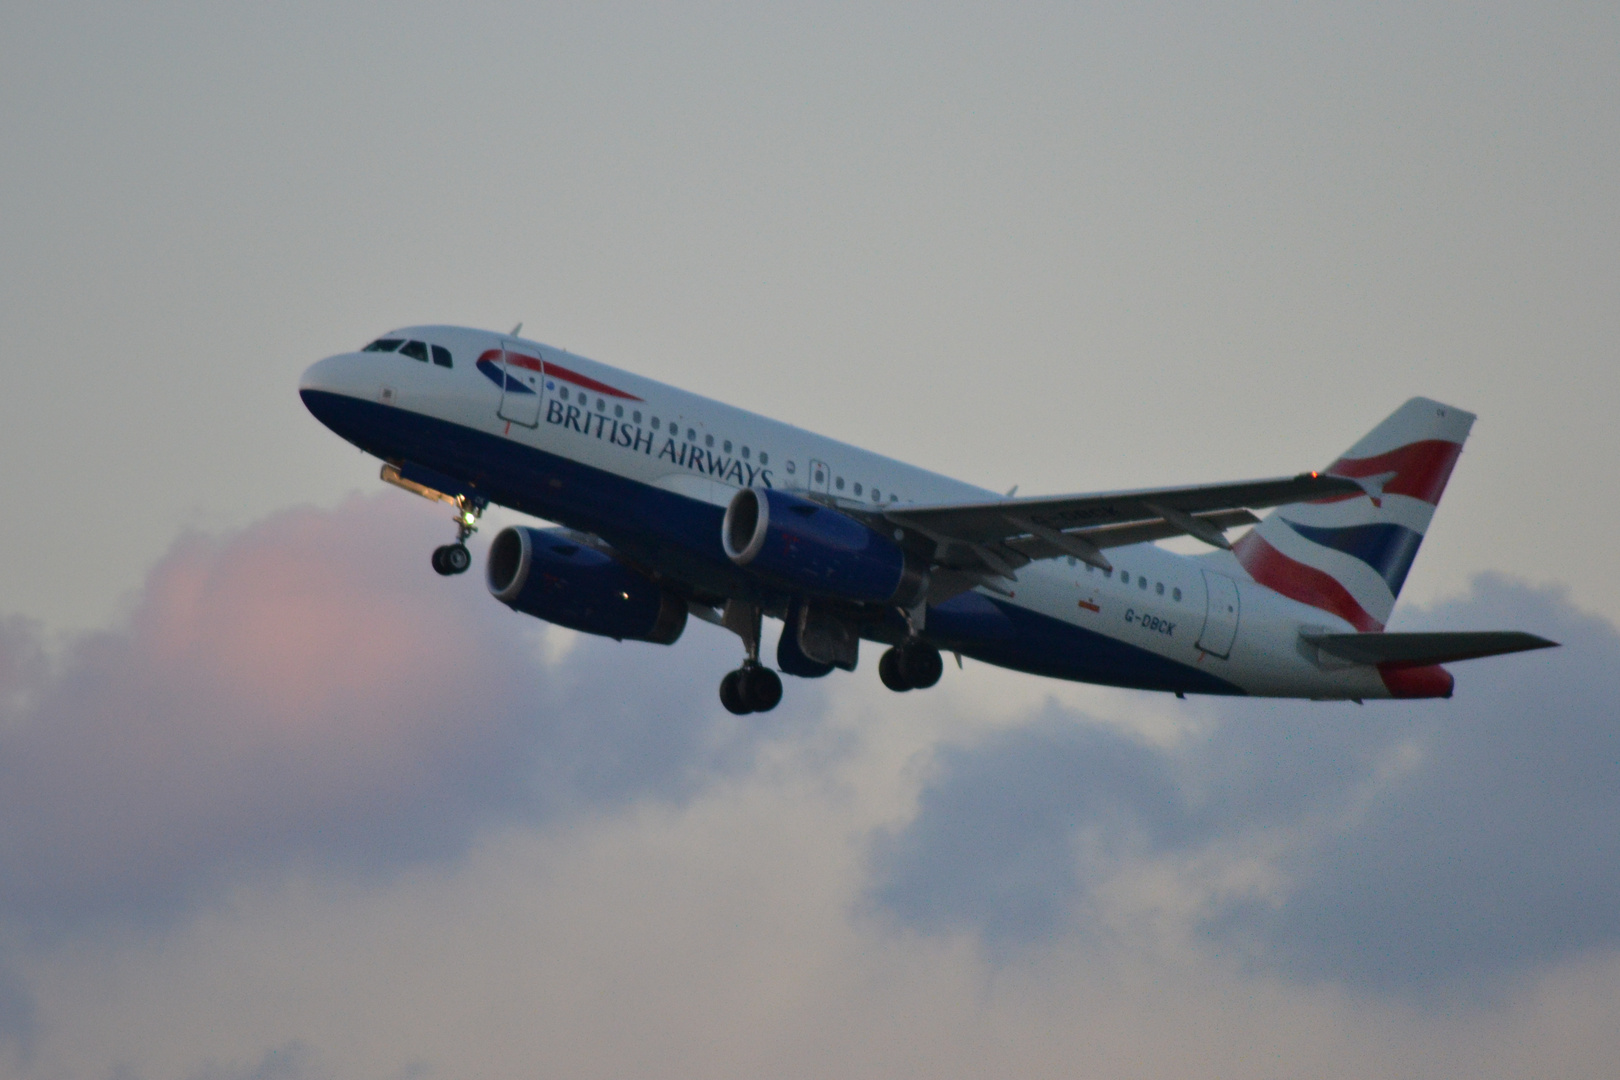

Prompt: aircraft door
[
  {"left": 1197, "top": 570, "right": 1240, "bottom": 658},
  {"left": 497, "top": 339, "right": 545, "bottom": 427},
  {"left": 809, "top": 459, "right": 831, "bottom": 495}
]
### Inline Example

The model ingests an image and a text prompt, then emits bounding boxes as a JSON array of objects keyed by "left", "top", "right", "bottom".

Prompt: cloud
[
  {"left": 0, "top": 494, "right": 776, "bottom": 940},
  {"left": 867, "top": 708, "right": 1191, "bottom": 946},
  {"left": 868, "top": 576, "right": 1620, "bottom": 998}
]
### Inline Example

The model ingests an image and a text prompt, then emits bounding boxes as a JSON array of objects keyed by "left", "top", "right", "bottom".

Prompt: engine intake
[
  {"left": 721, "top": 487, "right": 927, "bottom": 606},
  {"left": 487, "top": 526, "right": 687, "bottom": 644}
]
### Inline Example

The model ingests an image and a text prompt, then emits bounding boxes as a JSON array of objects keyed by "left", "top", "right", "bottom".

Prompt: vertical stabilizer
[{"left": 1232, "top": 398, "right": 1475, "bottom": 630}]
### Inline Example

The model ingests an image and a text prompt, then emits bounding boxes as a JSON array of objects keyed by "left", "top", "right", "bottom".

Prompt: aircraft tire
[
  {"left": 720, "top": 669, "right": 751, "bottom": 715},
  {"left": 899, "top": 641, "right": 943, "bottom": 689},
  {"left": 742, "top": 665, "right": 783, "bottom": 712},
  {"left": 431, "top": 546, "right": 454, "bottom": 576},
  {"left": 444, "top": 542, "right": 472, "bottom": 574},
  {"left": 879, "top": 647, "right": 911, "bottom": 692}
]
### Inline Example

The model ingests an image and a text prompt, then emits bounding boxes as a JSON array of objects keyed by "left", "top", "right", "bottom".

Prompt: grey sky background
[{"left": 2, "top": 2, "right": 1618, "bottom": 1077}]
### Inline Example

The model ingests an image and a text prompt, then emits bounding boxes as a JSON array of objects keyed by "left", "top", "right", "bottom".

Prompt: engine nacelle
[
  {"left": 721, "top": 487, "right": 927, "bottom": 605},
  {"left": 486, "top": 526, "right": 687, "bottom": 645}
]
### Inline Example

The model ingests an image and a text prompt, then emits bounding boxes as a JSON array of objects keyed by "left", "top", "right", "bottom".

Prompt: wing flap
[
  {"left": 883, "top": 471, "right": 1357, "bottom": 580},
  {"left": 886, "top": 472, "right": 1361, "bottom": 545},
  {"left": 1005, "top": 509, "right": 1261, "bottom": 561},
  {"left": 1302, "top": 631, "right": 1559, "bottom": 667}
]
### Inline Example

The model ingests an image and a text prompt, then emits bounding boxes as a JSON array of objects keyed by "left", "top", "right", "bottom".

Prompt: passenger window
[
  {"left": 786, "top": 461, "right": 797, "bottom": 475},
  {"left": 835, "top": 477, "right": 845, "bottom": 490},
  {"left": 363, "top": 338, "right": 403, "bottom": 352},
  {"left": 651, "top": 417, "right": 660, "bottom": 429},
  {"left": 400, "top": 340, "right": 429, "bottom": 362},
  {"left": 1156, "top": 582, "right": 1164, "bottom": 595},
  {"left": 741, "top": 446, "right": 750, "bottom": 459},
  {"left": 853, "top": 483, "right": 863, "bottom": 496},
  {"left": 872, "top": 489, "right": 881, "bottom": 502},
  {"left": 560, "top": 387, "right": 570, "bottom": 401},
  {"left": 431, "top": 345, "right": 452, "bottom": 368},
  {"left": 706, "top": 434, "right": 715, "bottom": 448},
  {"left": 723, "top": 440, "right": 732, "bottom": 453},
  {"left": 1173, "top": 587, "right": 1182, "bottom": 602},
  {"left": 687, "top": 428, "right": 696, "bottom": 441},
  {"left": 759, "top": 452, "right": 769, "bottom": 465},
  {"left": 1140, "top": 577, "right": 1148, "bottom": 590},
  {"left": 615, "top": 405, "right": 623, "bottom": 418},
  {"left": 597, "top": 398, "right": 605, "bottom": 412}
]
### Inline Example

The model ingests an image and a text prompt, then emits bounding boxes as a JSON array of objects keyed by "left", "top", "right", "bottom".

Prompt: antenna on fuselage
[{"left": 510, "top": 322, "right": 523, "bottom": 336}]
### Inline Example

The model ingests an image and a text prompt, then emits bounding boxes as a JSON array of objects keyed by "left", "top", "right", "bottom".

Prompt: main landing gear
[
  {"left": 720, "top": 663, "right": 783, "bottom": 715},
  {"left": 718, "top": 599, "right": 783, "bottom": 714},
  {"left": 431, "top": 496, "right": 484, "bottom": 576},
  {"left": 879, "top": 639, "right": 944, "bottom": 692}
]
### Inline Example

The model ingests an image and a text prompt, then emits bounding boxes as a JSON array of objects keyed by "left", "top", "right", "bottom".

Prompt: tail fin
[{"left": 1232, "top": 398, "right": 1475, "bottom": 630}]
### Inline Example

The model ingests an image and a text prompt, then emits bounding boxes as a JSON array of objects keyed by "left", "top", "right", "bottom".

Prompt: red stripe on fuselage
[
  {"left": 1312, "top": 440, "right": 1463, "bottom": 506},
  {"left": 475, "top": 350, "right": 643, "bottom": 401},
  {"left": 1232, "top": 532, "right": 1383, "bottom": 632}
]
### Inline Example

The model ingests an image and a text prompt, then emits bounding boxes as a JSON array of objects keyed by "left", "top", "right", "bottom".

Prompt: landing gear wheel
[
  {"left": 879, "top": 647, "right": 912, "bottom": 692},
  {"left": 741, "top": 665, "right": 782, "bottom": 713},
  {"left": 431, "top": 543, "right": 471, "bottom": 576},
  {"left": 882, "top": 641, "right": 942, "bottom": 691},
  {"left": 720, "top": 669, "right": 751, "bottom": 715},
  {"left": 899, "top": 640, "right": 943, "bottom": 689}
]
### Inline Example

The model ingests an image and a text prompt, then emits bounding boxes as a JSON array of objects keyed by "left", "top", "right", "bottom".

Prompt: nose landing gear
[
  {"left": 431, "top": 496, "right": 484, "bottom": 576},
  {"left": 431, "top": 543, "right": 471, "bottom": 575},
  {"left": 879, "top": 639, "right": 944, "bottom": 692}
]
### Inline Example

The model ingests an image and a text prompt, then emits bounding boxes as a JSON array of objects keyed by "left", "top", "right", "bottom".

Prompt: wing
[
  {"left": 876, "top": 472, "right": 1362, "bottom": 592},
  {"left": 1301, "top": 631, "right": 1559, "bottom": 667}
]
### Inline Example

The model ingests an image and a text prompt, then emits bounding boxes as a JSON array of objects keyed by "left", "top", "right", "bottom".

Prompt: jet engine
[
  {"left": 486, "top": 526, "right": 687, "bottom": 644},
  {"left": 722, "top": 487, "right": 927, "bottom": 605}
]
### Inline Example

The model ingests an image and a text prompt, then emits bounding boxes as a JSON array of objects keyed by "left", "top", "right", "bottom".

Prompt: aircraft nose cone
[
  {"left": 299, "top": 352, "right": 361, "bottom": 396},
  {"left": 299, "top": 352, "right": 380, "bottom": 447}
]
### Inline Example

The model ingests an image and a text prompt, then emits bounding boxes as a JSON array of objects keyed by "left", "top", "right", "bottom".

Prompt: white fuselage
[{"left": 301, "top": 325, "right": 1403, "bottom": 700}]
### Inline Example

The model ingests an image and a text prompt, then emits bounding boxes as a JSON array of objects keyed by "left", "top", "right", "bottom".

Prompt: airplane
[{"left": 300, "top": 326, "right": 1556, "bottom": 713}]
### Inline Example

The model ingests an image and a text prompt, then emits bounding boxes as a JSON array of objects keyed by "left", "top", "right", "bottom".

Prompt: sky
[{"left": 1, "top": 2, "right": 1617, "bottom": 1077}]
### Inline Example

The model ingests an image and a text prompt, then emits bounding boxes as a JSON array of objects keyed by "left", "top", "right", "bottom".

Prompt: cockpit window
[
  {"left": 399, "top": 340, "right": 429, "bottom": 362},
  {"left": 363, "top": 338, "right": 403, "bottom": 352},
  {"left": 431, "top": 344, "right": 453, "bottom": 368}
]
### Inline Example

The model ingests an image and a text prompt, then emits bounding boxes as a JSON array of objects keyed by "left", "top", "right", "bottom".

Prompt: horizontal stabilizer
[{"left": 1301, "top": 631, "right": 1559, "bottom": 668}]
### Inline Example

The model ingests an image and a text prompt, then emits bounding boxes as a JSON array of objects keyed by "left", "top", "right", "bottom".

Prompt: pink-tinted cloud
[{"left": 0, "top": 494, "right": 764, "bottom": 935}]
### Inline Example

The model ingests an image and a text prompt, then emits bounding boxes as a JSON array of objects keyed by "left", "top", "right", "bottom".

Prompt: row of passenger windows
[
  {"left": 558, "top": 386, "right": 902, "bottom": 503},
  {"left": 1069, "top": 557, "right": 1184, "bottom": 602},
  {"left": 842, "top": 476, "right": 895, "bottom": 503},
  {"left": 358, "top": 352, "right": 897, "bottom": 501},
  {"left": 364, "top": 338, "right": 453, "bottom": 368},
  {"left": 552, "top": 386, "right": 900, "bottom": 503},
  {"left": 552, "top": 386, "right": 773, "bottom": 465}
]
